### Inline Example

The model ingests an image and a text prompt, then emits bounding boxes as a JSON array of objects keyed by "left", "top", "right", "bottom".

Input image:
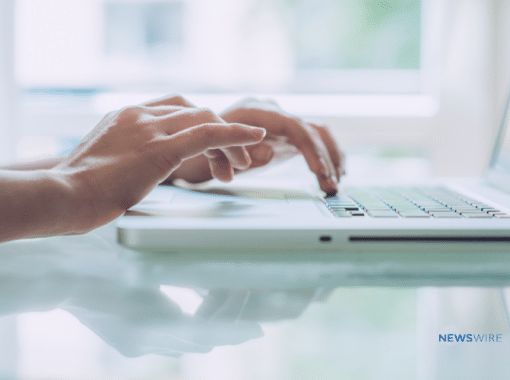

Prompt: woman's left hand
[{"left": 220, "top": 98, "right": 345, "bottom": 195}]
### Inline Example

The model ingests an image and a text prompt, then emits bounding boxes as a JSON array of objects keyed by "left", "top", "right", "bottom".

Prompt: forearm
[
  {"left": 2, "top": 157, "right": 64, "bottom": 171},
  {"left": 0, "top": 170, "right": 83, "bottom": 242}
]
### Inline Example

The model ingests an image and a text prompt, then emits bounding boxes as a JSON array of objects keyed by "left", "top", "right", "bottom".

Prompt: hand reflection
[
  {"left": 0, "top": 224, "right": 333, "bottom": 358},
  {"left": 0, "top": 227, "right": 262, "bottom": 358},
  {"left": 61, "top": 281, "right": 263, "bottom": 358},
  {"left": 196, "top": 288, "right": 333, "bottom": 322}
]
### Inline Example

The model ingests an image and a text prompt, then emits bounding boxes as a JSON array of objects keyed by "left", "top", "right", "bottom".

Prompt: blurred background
[
  {"left": 2, "top": 0, "right": 504, "bottom": 177},
  {"left": 2, "top": 0, "right": 510, "bottom": 379}
]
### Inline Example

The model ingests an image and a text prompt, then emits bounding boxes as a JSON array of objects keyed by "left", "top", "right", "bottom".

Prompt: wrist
[
  {"left": 0, "top": 169, "right": 89, "bottom": 242},
  {"left": 47, "top": 168, "right": 103, "bottom": 235}
]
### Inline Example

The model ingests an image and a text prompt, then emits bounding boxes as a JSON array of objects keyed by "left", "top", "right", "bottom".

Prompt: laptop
[{"left": 116, "top": 91, "right": 510, "bottom": 263}]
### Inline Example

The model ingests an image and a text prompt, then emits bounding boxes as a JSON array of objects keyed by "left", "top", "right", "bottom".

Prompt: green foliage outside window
[{"left": 281, "top": 0, "right": 421, "bottom": 69}]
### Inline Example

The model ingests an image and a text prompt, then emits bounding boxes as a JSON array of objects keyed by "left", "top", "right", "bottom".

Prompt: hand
[
  {"left": 137, "top": 95, "right": 344, "bottom": 194},
  {"left": 53, "top": 98, "right": 266, "bottom": 233},
  {"left": 220, "top": 98, "right": 345, "bottom": 195}
]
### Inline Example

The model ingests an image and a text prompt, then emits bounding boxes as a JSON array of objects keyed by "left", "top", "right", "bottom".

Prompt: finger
[
  {"left": 145, "top": 105, "right": 188, "bottom": 117},
  {"left": 204, "top": 145, "right": 252, "bottom": 181},
  {"left": 310, "top": 124, "right": 344, "bottom": 179},
  {"left": 159, "top": 123, "right": 266, "bottom": 172},
  {"left": 157, "top": 107, "right": 224, "bottom": 135},
  {"left": 204, "top": 149, "right": 234, "bottom": 182},
  {"left": 275, "top": 119, "right": 338, "bottom": 195},
  {"left": 310, "top": 123, "right": 345, "bottom": 179},
  {"left": 141, "top": 94, "right": 196, "bottom": 108},
  {"left": 246, "top": 143, "right": 274, "bottom": 167},
  {"left": 222, "top": 109, "right": 338, "bottom": 194},
  {"left": 221, "top": 146, "right": 252, "bottom": 170}
]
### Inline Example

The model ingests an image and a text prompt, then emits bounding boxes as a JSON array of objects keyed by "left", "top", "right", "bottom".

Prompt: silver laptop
[{"left": 117, "top": 92, "right": 510, "bottom": 261}]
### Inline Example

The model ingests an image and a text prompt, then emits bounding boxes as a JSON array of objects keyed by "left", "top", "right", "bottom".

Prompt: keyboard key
[
  {"left": 423, "top": 208, "right": 452, "bottom": 212},
  {"left": 326, "top": 201, "right": 358, "bottom": 206},
  {"left": 367, "top": 210, "right": 399, "bottom": 218},
  {"left": 430, "top": 212, "right": 462, "bottom": 218},
  {"left": 399, "top": 211, "right": 430, "bottom": 218},
  {"left": 362, "top": 202, "right": 389, "bottom": 208},
  {"left": 452, "top": 207, "right": 480, "bottom": 212},
  {"left": 462, "top": 213, "right": 493, "bottom": 218},
  {"left": 471, "top": 205, "right": 494, "bottom": 210},
  {"left": 365, "top": 207, "right": 393, "bottom": 212},
  {"left": 331, "top": 211, "right": 352, "bottom": 217},
  {"left": 330, "top": 206, "right": 359, "bottom": 211}
]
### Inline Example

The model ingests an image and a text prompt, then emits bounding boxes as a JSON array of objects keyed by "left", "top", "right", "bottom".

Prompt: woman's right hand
[{"left": 53, "top": 98, "right": 266, "bottom": 234}]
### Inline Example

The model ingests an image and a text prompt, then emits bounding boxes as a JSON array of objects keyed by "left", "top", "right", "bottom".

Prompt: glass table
[{"left": 0, "top": 220, "right": 509, "bottom": 380}]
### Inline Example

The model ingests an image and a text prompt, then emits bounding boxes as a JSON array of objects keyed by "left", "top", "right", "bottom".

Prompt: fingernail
[
  {"left": 326, "top": 188, "right": 338, "bottom": 197},
  {"left": 250, "top": 127, "right": 266, "bottom": 139},
  {"left": 251, "top": 145, "right": 273, "bottom": 162}
]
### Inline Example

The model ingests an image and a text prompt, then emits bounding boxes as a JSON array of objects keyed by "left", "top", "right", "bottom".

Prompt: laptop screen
[{"left": 486, "top": 92, "right": 510, "bottom": 192}]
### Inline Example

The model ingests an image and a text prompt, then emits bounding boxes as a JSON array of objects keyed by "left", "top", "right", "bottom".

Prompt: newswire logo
[{"left": 439, "top": 333, "right": 503, "bottom": 343}]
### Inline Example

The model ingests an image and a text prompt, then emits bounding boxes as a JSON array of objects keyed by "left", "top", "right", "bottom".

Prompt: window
[
  {"left": 15, "top": 0, "right": 439, "bottom": 98},
  {"left": 9, "top": 0, "right": 441, "bottom": 162},
  {"left": 104, "top": 1, "right": 184, "bottom": 59}
]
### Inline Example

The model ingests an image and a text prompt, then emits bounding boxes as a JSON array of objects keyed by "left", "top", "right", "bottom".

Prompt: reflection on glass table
[
  {"left": 0, "top": 222, "right": 421, "bottom": 379},
  {"left": 2, "top": 221, "right": 510, "bottom": 380}
]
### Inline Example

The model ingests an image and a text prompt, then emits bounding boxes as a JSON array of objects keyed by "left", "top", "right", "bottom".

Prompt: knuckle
[
  {"left": 285, "top": 116, "right": 304, "bottom": 133},
  {"left": 199, "top": 124, "right": 217, "bottom": 139},
  {"left": 117, "top": 105, "right": 146, "bottom": 121},
  {"left": 168, "top": 94, "right": 187, "bottom": 106},
  {"left": 196, "top": 107, "right": 217, "bottom": 121}
]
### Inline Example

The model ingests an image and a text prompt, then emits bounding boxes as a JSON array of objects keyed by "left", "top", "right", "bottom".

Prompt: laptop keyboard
[{"left": 325, "top": 187, "right": 510, "bottom": 218}]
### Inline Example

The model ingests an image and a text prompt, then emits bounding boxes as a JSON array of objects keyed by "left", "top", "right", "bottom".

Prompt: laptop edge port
[{"left": 319, "top": 235, "right": 333, "bottom": 243}]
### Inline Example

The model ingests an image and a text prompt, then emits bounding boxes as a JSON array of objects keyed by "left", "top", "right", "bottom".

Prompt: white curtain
[{"left": 428, "top": 0, "right": 501, "bottom": 176}]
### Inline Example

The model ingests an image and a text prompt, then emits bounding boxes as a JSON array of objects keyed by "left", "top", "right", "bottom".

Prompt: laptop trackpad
[{"left": 126, "top": 186, "right": 301, "bottom": 218}]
